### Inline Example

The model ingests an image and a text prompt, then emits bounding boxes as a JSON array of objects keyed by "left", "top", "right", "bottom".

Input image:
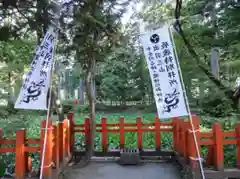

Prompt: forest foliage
[
  {"left": 0, "top": 0, "right": 239, "bottom": 129},
  {"left": 0, "top": 0, "right": 240, "bottom": 176}
]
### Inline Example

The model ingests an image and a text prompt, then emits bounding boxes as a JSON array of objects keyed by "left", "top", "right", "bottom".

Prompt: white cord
[
  {"left": 39, "top": 29, "right": 59, "bottom": 179},
  {"left": 169, "top": 25, "right": 206, "bottom": 179}
]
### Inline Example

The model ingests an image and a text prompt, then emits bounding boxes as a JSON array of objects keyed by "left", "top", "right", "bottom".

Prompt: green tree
[
  {"left": 0, "top": 39, "right": 35, "bottom": 110},
  {"left": 136, "top": 0, "right": 240, "bottom": 115},
  {"left": 61, "top": 0, "right": 129, "bottom": 165}
]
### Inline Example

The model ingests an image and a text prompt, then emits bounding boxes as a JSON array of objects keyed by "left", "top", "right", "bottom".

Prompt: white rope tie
[
  {"left": 41, "top": 128, "right": 54, "bottom": 130},
  {"left": 56, "top": 121, "right": 64, "bottom": 124},
  {"left": 43, "top": 162, "right": 54, "bottom": 168},
  {"left": 188, "top": 129, "right": 200, "bottom": 133},
  {"left": 190, "top": 157, "right": 204, "bottom": 161}
]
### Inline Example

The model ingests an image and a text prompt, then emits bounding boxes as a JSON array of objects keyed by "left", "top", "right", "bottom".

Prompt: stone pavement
[{"left": 66, "top": 161, "right": 181, "bottom": 179}]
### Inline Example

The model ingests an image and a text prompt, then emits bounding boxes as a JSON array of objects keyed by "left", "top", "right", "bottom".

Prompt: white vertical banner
[
  {"left": 140, "top": 25, "right": 188, "bottom": 119},
  {"left": 14, "top": 26, "right": 58, "bottom": 110}
]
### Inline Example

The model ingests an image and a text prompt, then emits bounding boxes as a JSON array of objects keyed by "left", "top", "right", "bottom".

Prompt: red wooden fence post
[
  {"left": 175, "top": 119, "right": 180, "bottom": 152},
  {"left": 63, "top": 119, "right": 70, "bottom": 157},
  {"left": 66, "top": 119, "right": 71, "bottom": 157},
  {"left": 235, "top": 123, "right": 240, "bottom": 169},
  {"left": 62, "top": 122, "right": 66, "bottom": 158},
  {"left": 154, "top": 117, "right": 160, "bottom": 150},
  {"left": 205, "top": 146, "right": 214, "bottom": 167},
  {"left": 187, "top": 129, "right": 194, "bottom": 158},
  {"left": 180, "top": 121, "right": 184, "bottom": 155},
  {"left": 181, "top": 120, "right": 186, "bottom": 156},
  {"left": 40, "top": 120, "right": 53, "bottom": 178},
  {"left": 172, "top": 118, "right": 177, "bottom": 150},
  {"left": 55, "top": 123, "right": 60, "bottom": 169},
  {"left": 15, "top": 129, "right": 26, "bottom": 179},
  {"left": 25, "top": 141, "right": 31, "bottom": 174},
  {"left": 85, "top": 118, "right": 90, "bottom": 147},
  {"left": 52, "top": 125, "right": 57, "bottom": 166},
  {"left": 67, "top": 112, "right": 75, "bottom": 153},
  {"left": 119, "top": 117, "right": 125, "bottom": 149},
  {"left": 212, "top": 123, "right": 224, "bottom": 170},
  {"left": 137, "top": 117, "right": 143, "bottom": 150},
  {"left": 101, "top": 117, "right": 108, "bottom": 152},
  {"left": 179, "top": 121, "right": 183, "bottom": 155},
  {"left": 187, "top": 116, "right": 200, "bottom": 169},
  {"left": 58, "top": 121, "right": 64, "bottom": 162},
  {"left": 183, "top": 121, "right": 189, "bottom": 160}
]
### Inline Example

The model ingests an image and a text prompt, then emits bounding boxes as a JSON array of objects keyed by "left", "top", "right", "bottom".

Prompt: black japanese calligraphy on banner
[
  {"left": 161, "top": 40, "right": 180, "bottom": 113},
  {"left": 15, "top": 26, "right": 57, "bottom": 110},
  {"left": 141, "top": 25, "right": 188, "bottom": 119},
  {"left": 21, "top": 79, "right": 45, "bottom": 103},
  {"left": 153, "top": 45, "right": 159, "bottom": 51},
  {"left": 163, "top": 88, "right": 180, "bottom": 113},
  {"left": 47, "top": 34, "right": 55, "bottom": 42},
  {"left": 146, "top": 42, "right": 163, "bottom": 105}
]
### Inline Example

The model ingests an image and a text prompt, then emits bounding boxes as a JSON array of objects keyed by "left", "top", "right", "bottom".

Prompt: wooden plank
[
  {"left": 26, "top": 138, "right": 40, "bottom": 144},
  {"left": 0, "top": 139, "right": 15, "bottom": 145},
  {"left": 25, "top": 146, "right": 41, "bottom": 152},
  {"left": 0, "top": 147, "right": 15, "bottom": 152}
]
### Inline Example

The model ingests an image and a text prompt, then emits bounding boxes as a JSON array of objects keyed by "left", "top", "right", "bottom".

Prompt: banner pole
[
  {"left": 168, "top": 25, "right": 205, "bottom": 179},
  {"left": 40, "top": 1, "right": 61, "bottom": 178},
  {"left": 39, "top": 29, "right": 59, "bottom": 179}
]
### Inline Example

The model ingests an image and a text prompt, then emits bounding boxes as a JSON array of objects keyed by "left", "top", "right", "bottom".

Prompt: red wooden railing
[
  {"left": 72, "top": 114, "right": 240, "bottom": 171},
  {"left": 173, "top": 116, "right": 240, "bottom": 171},
  {"left": 0, "top": 112, "right": 73, "bottom": 179},
  {"left": 73, "top": 116, "right": 173, "bottom": 151},
  {"left": 1, "top": 112, "right": 240, "bottom": 178}
]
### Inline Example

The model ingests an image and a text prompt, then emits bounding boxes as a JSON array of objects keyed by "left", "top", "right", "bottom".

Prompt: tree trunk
[
  {"left": 7, "top": 71, "right": 11, "bottom": 103},
  {"left": 7, "top": 71, "right": 15, "bottom": 111},
  {"left": 47, "top": 88, "right": 65, "bottom": 122},
  {"left": 84, "top": 59, "right": 96, "bottom": 164},
  {"left": 76, "top": 54, "right": 96, "bottom": 167},
  {"left": 79, "top": 79, "right": 85, "bottom": 105}
]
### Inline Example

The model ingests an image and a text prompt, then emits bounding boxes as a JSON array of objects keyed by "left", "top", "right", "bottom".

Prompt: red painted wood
[
  {"left": 119, "top": 117, "right": 125, "bottom": 149},
  {"left": 154, "top": 117, "right": 161, "bottom": 150},
  {"left": 68, "top": 111, "right": 75, "bottom": 153},
  {"left": 40, "top": 120, "right": 53, "bottom": 178},
  {"left": 213, "top": 123, "right": 224, "bottom": 170},
  {"left": 15, "top": 129, "right": 26, "bottom": 178},
  {"left": 85, "top": 118, "right": 90, "bottom": 146},
  {"left": 137, "top": 117, "right": 143, "bottom": 150},
  {"left": 101, "top": 117, "right": 108, "bottom": 152},
  {"left": 236, "top": 123, "right": 240, "bottom": 169}
]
